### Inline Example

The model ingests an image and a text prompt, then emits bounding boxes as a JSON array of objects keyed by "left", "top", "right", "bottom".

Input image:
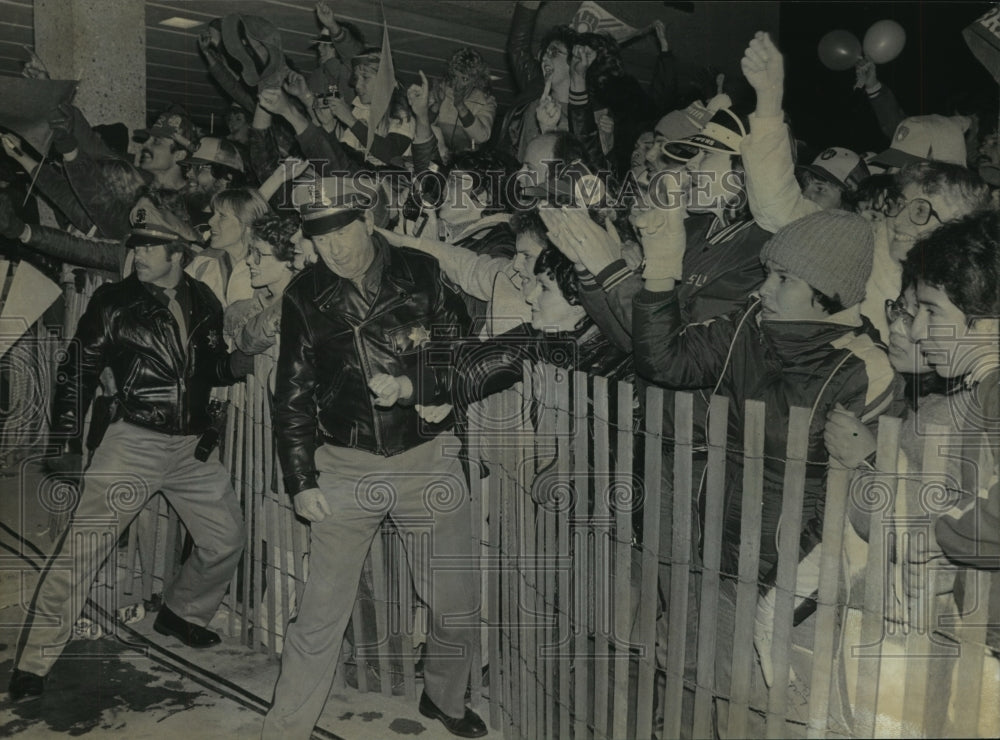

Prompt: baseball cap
[
  {"left": 870, "top": 115, "right": 970, "bottom": 169},
  {"left": 292, "top": 176, "right": 376, "bottom": 237},
  {"left": 181, "top": 137, "right": 245, "bottom": 174},
  {"left": 798, "top": 147, "right": 870, "bottom": 191},
  {"left": 663, "top": 108, "right": 747, "bottom": 162},
  {"left": 133, "top": 105, "right": 195, "bottom": 149}
]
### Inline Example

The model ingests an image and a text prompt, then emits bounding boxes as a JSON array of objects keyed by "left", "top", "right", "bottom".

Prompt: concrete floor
[{"left": 0, "top": 455, "right": 492, "bottom": 739}]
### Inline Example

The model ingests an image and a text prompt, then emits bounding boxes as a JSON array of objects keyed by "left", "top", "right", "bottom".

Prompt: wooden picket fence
[{"left": 23, "top": 273, "right": 996, "bottom": 739}]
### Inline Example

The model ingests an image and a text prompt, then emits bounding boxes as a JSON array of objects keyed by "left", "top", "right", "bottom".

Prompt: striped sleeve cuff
[
  {"left": 594, "top": 259, "right": 631, "bottom": 291},
  {"left": 574, "top": 264, "right": 597, "bottom": 288},
  {"left": 568, "top": 89, "right": 588, "bottom": 107}
]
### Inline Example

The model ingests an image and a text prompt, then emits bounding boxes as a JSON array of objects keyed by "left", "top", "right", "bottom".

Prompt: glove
[
  {"left": 229, "top": 349, "right": 255, "bottom": 378},
  {"left": 0, "top": 194, "right": 27, "bottom": 241}
]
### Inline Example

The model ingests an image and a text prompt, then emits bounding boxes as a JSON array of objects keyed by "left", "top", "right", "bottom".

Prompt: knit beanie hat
[{"left": 759, "top": 210, "right": 874, "bottom": 307}]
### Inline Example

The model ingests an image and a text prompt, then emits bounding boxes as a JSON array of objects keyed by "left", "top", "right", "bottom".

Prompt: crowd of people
[{"left": 3, "top": 1, "right": 998, "bottom": 738}]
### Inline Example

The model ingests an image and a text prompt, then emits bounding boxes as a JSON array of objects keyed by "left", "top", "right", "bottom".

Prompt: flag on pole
[
  {"left": 0, "top": 260, "right": 61, "bottom": 361},
  {"left": 365, "top": 23, "right": 397, "bottom": 156},
  {"left": 571, "top": 1, "right": 642, "bottom": 43}
]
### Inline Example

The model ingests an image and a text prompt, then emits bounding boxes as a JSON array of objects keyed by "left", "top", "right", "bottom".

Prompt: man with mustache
[{"left": 8, "top": 225, "right": 253, "bottom": 702}]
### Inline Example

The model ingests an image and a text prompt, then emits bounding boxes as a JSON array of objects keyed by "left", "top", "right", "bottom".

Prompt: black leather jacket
[
  {"left": 275, "top": 236, "right": 471, "bottom": 495},
  {"left": 53, "top": 273, "right": 243, "bottom": 454}
]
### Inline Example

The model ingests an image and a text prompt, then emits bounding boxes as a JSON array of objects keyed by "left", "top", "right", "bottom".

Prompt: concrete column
[{"left": 33, "top": 0, "right": 145, "bottom": 136}]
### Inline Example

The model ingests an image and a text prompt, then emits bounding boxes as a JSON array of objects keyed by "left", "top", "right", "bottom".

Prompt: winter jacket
[
  {"left": 52, "top": 273, "right": 245, "bottom": 454},
  {"left": 433, "top": 89, "right": 498, "bottom": 155},
  {"left": 578, "top": 213, "right": 770, "bottom": 353},
  {"left": 450, "top": 320, "right": 633, "bottom": 406},
  {"left": 634, "top": 291, "right": 902, "bottom": 579},
  {"left": 274, "top": 235, "right": 471, "bottom": 495},
  {"left": 934, "top": 366, "right": 1000, "bottom": 649},
  {"left": 502, "top": 2, "right": 603, "bottom": 166}
]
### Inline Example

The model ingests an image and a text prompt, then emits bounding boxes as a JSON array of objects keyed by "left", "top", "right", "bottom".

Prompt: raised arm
[{"left": 739, "top": 31, "right": 821, "bottom": 234}]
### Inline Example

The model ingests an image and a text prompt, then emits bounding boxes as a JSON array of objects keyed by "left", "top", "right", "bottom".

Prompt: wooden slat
[
  {"left": 662, "top": 391, "right": 693, "bottom": 739},
  {"left": 727, "top": 400, "right": 766, "bottom": 738},
  {"left": 371, "top": 528, "right": 393, "bottom": 697},
  {"left": 850, "top": 415, "right": 900, "bottom": 737},
  {"left": 572, "top": 373, "right": 591, "bottom": 740},
  {"left": 532, "top": 364, "right": 553, "bottom": 740},
  {"left": 233, "top": 383, "right": 252, "bottom": 645},
  {"left": 693, "top": 395, "right": 728, "bottom": 737},
  {"left": 805, "top": 460, "right": 851, "bottom": 737},
  {"left": 483, "top": 393, "right": 502, "bottom": 730},
  {"left": 519, "top": 371, "right": 537, "bottom": 740},
  {"left": 467, "top": 407, "right": 484, "bottom": 712},
  {"left": 900, "top": 424, "right": 952, "bottom": 731},
  {"left": 547, "top": 365, "right": 563, "bottom": 740},
  {"left": 398, "top": 528, "right": 417, "bottom": 700},
  {"left": 764, "top": 406, "right": 811, "bottom": 739},
  {"left": 591, "top": 375, "right": 611, "bottom": 740},
  {"left": 555, "top": 370, "right": 572, "bottom": 740},
  {"left": 634, "top": 386, "right": 664, "bottom": 740},
  {"left": 507, "top": 383, "right": 522, "bottom": 736},
  {"left": 612, "top": 379, "right": 634, "bottom": 740}
]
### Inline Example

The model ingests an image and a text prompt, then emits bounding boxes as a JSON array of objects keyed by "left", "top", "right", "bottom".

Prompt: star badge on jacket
[
  {"left": 205, "top": 329, "right": 221, "bottom": 349},
  {"left": 408, "top": 325, "right": 431, "bottom": 347}
]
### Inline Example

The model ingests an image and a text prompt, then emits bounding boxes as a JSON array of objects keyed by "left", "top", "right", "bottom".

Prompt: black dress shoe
[
  {"left": 418, "top": 690, "right": 487, "bottom": 738},
  {"left": 9, "top": 669, "right": 45, "bottom": 701},
  {"left": 153, "top": 605, "right": 221, "bottom": 648}
]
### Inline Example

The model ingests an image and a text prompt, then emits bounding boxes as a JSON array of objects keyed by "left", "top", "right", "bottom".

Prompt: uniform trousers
[
  {"left": 262, "top": 433, "right": 480, "bottom": 739},
  {"left": 17, "top": 421, "right": 245, "bottom": 676}
]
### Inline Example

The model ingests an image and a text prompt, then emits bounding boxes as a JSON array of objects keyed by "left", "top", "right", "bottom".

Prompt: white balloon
[{"left": 864, "top": 20, "right": 906, "bottom": 65}]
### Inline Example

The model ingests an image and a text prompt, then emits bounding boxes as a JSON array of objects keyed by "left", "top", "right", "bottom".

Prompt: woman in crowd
[
  {"left": 430, "top": 47, "right": 498, "bottom": 159},
  {"left": 187, "top": 187, "right": 270, "bottom": 307},
  {"left": 224, "top": 211, "right": 301, "bottom": 356}
]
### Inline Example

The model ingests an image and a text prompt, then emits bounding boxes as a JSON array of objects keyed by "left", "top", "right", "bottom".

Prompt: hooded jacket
[{"left": 634, "top": 289, "right": 903, "bottom": 578}]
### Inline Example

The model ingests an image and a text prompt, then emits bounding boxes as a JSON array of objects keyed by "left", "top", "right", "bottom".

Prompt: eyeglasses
[
  {"left": 541, "top": 45, "right": 568, "bottom": 61},
  {"left": 884, "top": 197, "right": 944, "bottom": 226},
  {"left": 248, "top": 247, "right": 275, "bottom": 265},
  {"left": 885, "top": 298, "right": 915, "bottom": 327}
]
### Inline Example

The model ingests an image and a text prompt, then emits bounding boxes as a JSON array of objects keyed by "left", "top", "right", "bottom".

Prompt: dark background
[{"left": 777, "top": 1, "right": 996, "bottom": 153}]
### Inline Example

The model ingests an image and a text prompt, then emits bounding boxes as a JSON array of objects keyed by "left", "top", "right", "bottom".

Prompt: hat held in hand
[{"left": 133, "top": 105, "right": 195, "bottom": 150}]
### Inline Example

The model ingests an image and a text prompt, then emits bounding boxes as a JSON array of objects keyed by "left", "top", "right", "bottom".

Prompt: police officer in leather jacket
[
  {"left": 264, "top": 177, "right": 487, "bottom": 739},
  {"left": 10, "top": 226, "right": 252, "bottom": 703}
]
